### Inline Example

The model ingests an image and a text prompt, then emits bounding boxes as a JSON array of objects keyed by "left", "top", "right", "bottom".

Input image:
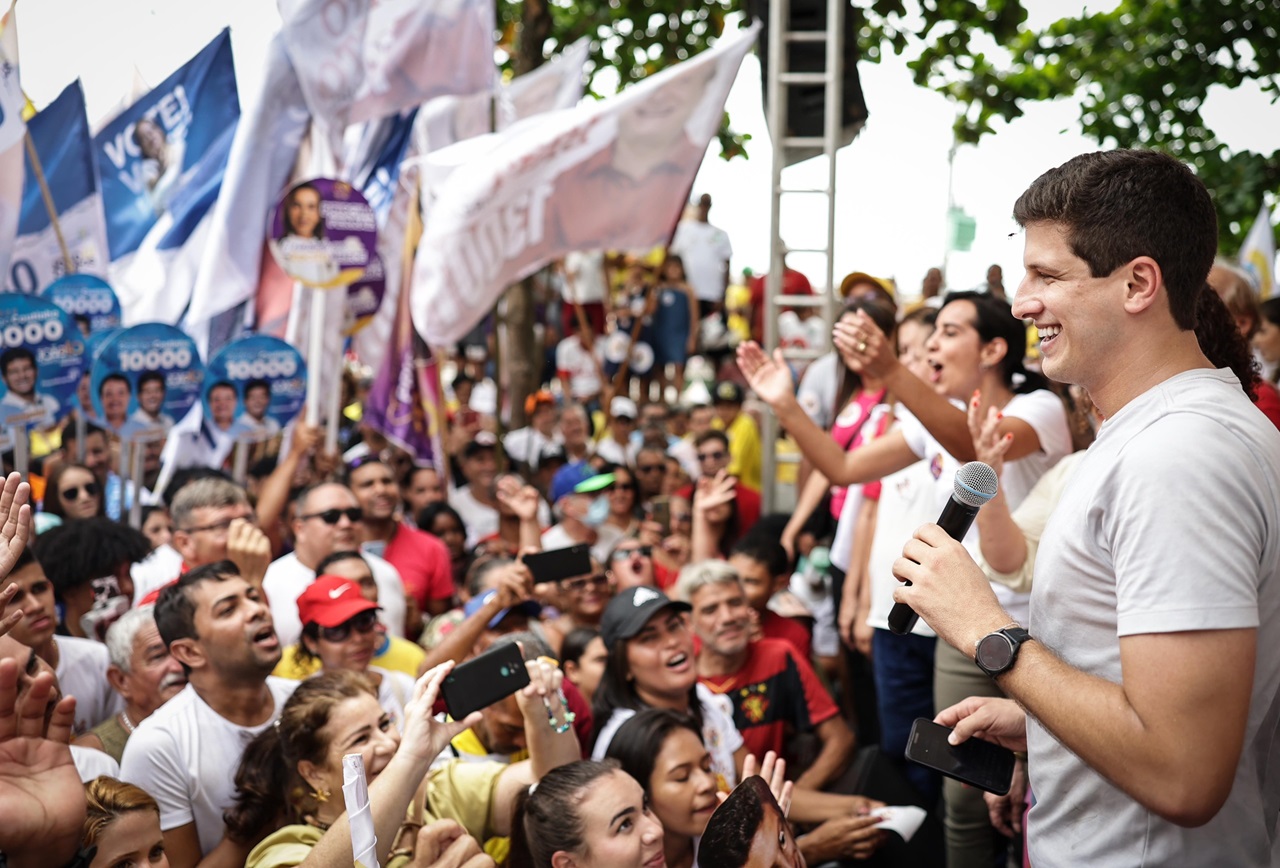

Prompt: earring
[{"left": 311, "top": 786, "right": 330, "bottom": 803}]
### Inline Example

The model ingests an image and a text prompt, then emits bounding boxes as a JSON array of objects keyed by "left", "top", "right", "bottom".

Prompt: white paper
[
  {"left": 342, "top": 753, "right": 380, "bottom": 868},
  {"left": 870, "top": 805, "right": 927, "bottom": 842}
]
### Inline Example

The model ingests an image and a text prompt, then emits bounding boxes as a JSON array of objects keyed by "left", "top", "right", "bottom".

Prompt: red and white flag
[{"left": 409, "top": 24, "right": 758, "bottom": 348}]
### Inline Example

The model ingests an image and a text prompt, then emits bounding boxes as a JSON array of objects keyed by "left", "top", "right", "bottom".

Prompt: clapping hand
[{"left": 736, "top": 342, "right": 795, "bottom": 408}]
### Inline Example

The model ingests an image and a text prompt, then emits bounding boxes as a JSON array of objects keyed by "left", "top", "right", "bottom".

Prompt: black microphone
[{"left": 888, "top": 461, "right": 999, "bottom": 635}]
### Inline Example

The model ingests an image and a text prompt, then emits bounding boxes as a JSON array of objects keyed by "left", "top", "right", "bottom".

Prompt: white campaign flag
[
  {"left": 409, "top": 24, "right": 758, "bottom": 348},
  {"left": 353, "top": 38, "right": 591, "bottom": 374},
  {"left": 1240, "top": 201, "right": 1276, "bottom": 300},
  {"left": 183, "top": 33, "right": 310, "bottom": 357},
  {"left": 278, "top": 0, "right": 494, "bottom": 140},
  {"left": 0, "top": 0, "right": 24, "bottom": 285}
]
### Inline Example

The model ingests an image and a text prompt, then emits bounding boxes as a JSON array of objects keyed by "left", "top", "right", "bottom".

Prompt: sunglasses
[
  {"left": 696, "top": 450, "right": 727, "bottom": 462},
  {"left": 611, "top": 546, "right": 653, "bottom": 560},
  {"left": 61, "top": 482, "right": 101, "bottom": 500},
  {"left": 636, "top": 464, "right": 666, "bottom": 474},
  {"left": 564, "top": 573, "right": 609, "bottom": 593},
  {"left": 319, "top": 610, "right": 378, "bottom": 643},
  {"left": 302, "top": 507, "right": 364, "bottom": 525},
  {"left": 609, "top": 483, "right": 637, "bottom": 492}
]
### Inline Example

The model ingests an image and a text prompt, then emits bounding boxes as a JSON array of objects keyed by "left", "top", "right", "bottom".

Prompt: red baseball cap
[{"left": 297, "top": 576, "right": 380, "bottom": 628}]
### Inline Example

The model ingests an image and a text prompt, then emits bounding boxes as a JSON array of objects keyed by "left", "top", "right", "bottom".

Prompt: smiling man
[
  {"left": 898, "top": 150, "right": 1280, "bottom": 866},
  {"left": 120, "top": 561, "right": 297, "bottom": 868}
]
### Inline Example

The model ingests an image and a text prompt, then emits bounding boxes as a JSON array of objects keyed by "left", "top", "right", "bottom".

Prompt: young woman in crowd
[
  {"left": 602, "top": 467, "right": 641, "bottom": 537},
  {"left": 559, "top": 627, "right": 609, "bottom": 709},
  {"left": 1256, "top": 296, "right": 1280, "bottom": 384},
  {"left": 543, "top": 557, "right": 611, "bottom": 656},
  {"left": 291, "top": 575, "right": 417, "bottom": 728},
  {"left": 508, "top": 760, "right": 665, "bottom": 868},
  {"left": 1207, "top": 260, "right": 1280, "bottom": 427},
  {"left": 42, "top": 462, "right": 105, "bottom": 521},
  {"left": 139, "top": 505, "right": 173, "bottom": 551},
  {"left": 82, "top": 777, "right": 170, "bottom": 868},
  {"left": 649, "top": 255, "right": 699, "bottom": 396},
  {"left": 687, "top": 471, "right": 743, "bottom": 561},
  {"left": 416, "top": 503, "right": 470, "bottom": 592}
]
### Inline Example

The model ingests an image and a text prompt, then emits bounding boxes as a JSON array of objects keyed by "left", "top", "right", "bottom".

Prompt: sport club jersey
[{"left": 698, "top": 638, "right": 838, "bottom": 761}]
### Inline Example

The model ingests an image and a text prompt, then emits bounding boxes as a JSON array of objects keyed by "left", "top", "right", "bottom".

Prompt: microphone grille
[{"left": 953, "top": 461, "right": 999, "bottom": 507}]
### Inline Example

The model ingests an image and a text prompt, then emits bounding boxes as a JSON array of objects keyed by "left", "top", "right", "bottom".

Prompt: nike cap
[{"left": 297, "top": 575, "right": 381, "bottom": 629}]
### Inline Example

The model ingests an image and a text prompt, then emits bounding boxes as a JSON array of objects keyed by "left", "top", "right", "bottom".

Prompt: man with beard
[
  {"left": 121, "top": 561, "right": 297, "bottom": 868},
  {"left": 75, "top": 605, "right": 187, "bottom": 764}
]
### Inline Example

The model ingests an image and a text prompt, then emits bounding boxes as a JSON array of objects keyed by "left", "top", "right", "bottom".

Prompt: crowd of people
[{"left": 0, "top": 148, "right": 1278, "bottom": 868}]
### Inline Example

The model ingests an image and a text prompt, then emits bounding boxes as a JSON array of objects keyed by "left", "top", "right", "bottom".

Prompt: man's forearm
[{"left": 794, "top": 720, "right": 855, "bottom": 791}]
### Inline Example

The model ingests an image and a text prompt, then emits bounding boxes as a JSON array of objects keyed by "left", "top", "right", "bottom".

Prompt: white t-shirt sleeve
[
  {"left": 895, "top": 408, "right": 928, "bottom": 460},
  {"left": 1106, "top": 415, "right": 1267, "bottom": 637},
  {"left": 590, "top": 708, "right": 636, "bottom": 760},
  {"left": 1004, "top": 389, "right": 1072, "bottom": 457},
  {"left": 120, "top": 725, "right": 194, "bottom": 831}
]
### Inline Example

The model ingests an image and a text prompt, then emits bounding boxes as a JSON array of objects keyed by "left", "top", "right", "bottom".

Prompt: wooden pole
[{"left": 24, "top": 131, "right": 74, "bottom": 275}]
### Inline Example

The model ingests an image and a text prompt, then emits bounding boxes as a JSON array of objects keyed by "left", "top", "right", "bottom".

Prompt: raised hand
[
  {"left": 410, "top": 819, "right": 494, "bottom": 868},
  {"left": 736, "top": 342, "right": 795, "bottom": 408},
  {"left": 742, "top": 751, "right": 793, "bottom": 816},
  {"left": 968, "top": 391, "right": 1013, "bottom": 477},
  {"left": 694, "top": 470, "right": 737, "bottom": 514},
  {"left": 833, "top": 311, "right": 896, "bottom": 380},
  {"left": 0, "top": 473, "right": 32, "bottom": 582},
  {"left": 227, "top": 518, "right": 273, "bottom": 589},
  {"left": 496, "top": 476, "right": 541, "bottom": 523},
  {"left": 400, "top": 661, "right": 483, "bottom": 763},
  {"left": 0, "top": 659, "right": 84, "bottom": 868}
]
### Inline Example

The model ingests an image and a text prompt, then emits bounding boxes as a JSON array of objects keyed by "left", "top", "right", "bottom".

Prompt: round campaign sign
[
  {"left": 203, "top": 335, "right": 306, "bottom": 443},
  {"left": 343, "top": 253, "right": 386, "bottom": 336},
  {"left": 40, "top": 274, "right": 123, "bottom": 333},
  {"left": 268, "top": 178, "right": 377, "bottom": 289},
  {"left": 0, "top": 293, "right": 84, "bottom": 430},
  {"left": 91, "top": 324, "right": 205, "bottom": 442},
  {"left": 85, "top": 327, "right": 123, "bottom": 364}
]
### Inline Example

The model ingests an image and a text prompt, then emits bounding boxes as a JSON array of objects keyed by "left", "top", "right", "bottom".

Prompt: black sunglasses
[
  {"left": 301, "top": 507, "right": 364, "bottom": 525},
  {"left": 636, "top": 463, "right": 666, "bottom": 474},
  {"left": 564, "top": 573, "right": 609, "bottom": 593},
  {"left": 320, "top": 610, "right": 378, "bottom": 643},
  {"left": 61, "top": 482, "right": 101, "bottom": 500},
  {"left": 611, "top": 546, "right": 653, "bottom": 560}
]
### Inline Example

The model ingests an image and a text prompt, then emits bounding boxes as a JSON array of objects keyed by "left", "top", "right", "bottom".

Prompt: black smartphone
[
  {"left": 905, "top": 718, "right": 1016, "bottom": 796},
  {"left": 649, "top": 496, "right": 671, "bottom": 534},
  {"left": 522, "top": 544, "right": 593, "bottom": 584},
  {"left": 441, "top": 643, "right": 531, "bottom": 720}
]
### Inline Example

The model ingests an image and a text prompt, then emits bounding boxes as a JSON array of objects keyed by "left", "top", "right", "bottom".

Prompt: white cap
[{"left": 610, "top": 396, "right": 638, "bottom": 419}]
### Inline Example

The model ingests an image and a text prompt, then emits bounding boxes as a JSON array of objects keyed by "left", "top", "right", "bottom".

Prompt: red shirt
[
  {"left": 1254, "top": 380, "right": 1280, "bottom": 431},
  {"left": 747, "top": 269, "right": 814, "bottom": 342},
  {"left": 383, "top": 522, "right": 455, "bottom": 609},
  {"left": 699, "top": 638, "right": 837, "bottom": 761},
  {"left": 761, "top": 610, "right": 812, "bottom": 662}
]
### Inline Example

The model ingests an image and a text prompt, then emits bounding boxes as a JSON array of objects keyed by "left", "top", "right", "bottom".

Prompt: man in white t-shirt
[
  {"left": 263, "top": 482, "right": 407, "bottom": 648},
  {"left": 669, "top": 193, "right": 732, "bottom": 317},
  {"left": 121, "top": 562, "right": 298, "bottom": 868},
  {"left": 899, "top": 151, "right": 1280, "bottom": 866}
]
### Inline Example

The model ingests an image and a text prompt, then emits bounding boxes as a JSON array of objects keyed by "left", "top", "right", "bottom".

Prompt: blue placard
[
  {"left": 203, "top": 335, "right": 306, "bottom": 442},
  {"left": 91, "top": 323, "right": 204, "bottom": 441},
  {"left": 0, "top": 294, "right": 84, "bottom": 430},
  {"left": 41, "top": 275, "right": 123, "bottom": 334}
]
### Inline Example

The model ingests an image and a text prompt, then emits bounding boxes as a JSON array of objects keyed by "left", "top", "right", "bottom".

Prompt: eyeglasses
[
  {"left": 610, "top": 483, "right": 636, "bottom": 492},
  {"left": 564, "top": 574, "right": 609, "bottom": 593},
  {"left": 671, "top": 512, "right": 692, "bottom": 524},
  {"left": 696, "top": 450, "right": 727, "bottom": 462},
  {"left": 319, "top": 609, "right": 378, "bottom": 643},
  {"left": 61, "top": 482, "right": 100, "bottom": 500},
  {"left": 301, "top": 507, "right": 364, "bottom": 525},
  {"left": 611, "top": 546, "right": 652, "bottom": 560},
  {"left": 636, "top": 463, "right": 666, "bottom": 474},
  {"left": 180, "top": 512, "right": 255, "bottom": 534}
]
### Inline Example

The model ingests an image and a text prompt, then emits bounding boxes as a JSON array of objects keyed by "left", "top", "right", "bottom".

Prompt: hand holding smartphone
[
  {"left": 441, "top": 643, "right": 531, "bottom": 720},
  {"left": 905, "top": 718, "right": 1016, "bottom": 796},
  {"left": 521, "top": 544, "right": 592, "bottom": 584}
]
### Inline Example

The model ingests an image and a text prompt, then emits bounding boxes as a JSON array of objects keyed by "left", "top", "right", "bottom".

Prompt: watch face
[{"left": 977, "top": 634, "right": 1014, "bottom": 673}]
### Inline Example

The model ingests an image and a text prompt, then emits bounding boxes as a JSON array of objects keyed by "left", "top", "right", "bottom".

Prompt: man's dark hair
[
  {"left": 99, "top": 372, "right": 131, "bottom": 397},
  {"left": 11, "top": 546, "right": 36, "bottom": 574},
  {"left": 1013, "top": 149, "right": 1217, "bottom": 331},
  {"left": 731, "top": 533, "right": 790, "bottom": 579},
  {"left": 244, "top": 379, "right": 271, "bottom": 398},
  {"left": 155, "top": 560, "right": 241, "bottom": 648},
  {"left": 137, "top": 370, "right": 166, "bottom": 391},
  {"left": 694, "top": 429, "right": 729, "bottom": 450},
  {"left": 209, "top": 380, "right": 237, "bottom": 396},
  {"left": 316, "top": 549, "right": 369, "bottom": 575},
  {"left": 61, "top": 418, "right": 106, "bottom": 447},
  {"left": 0, "top": 346, "right": 35, "bottom": 378},
  {"left": 698, "top": 776, "right": 774, "bottom": 868},
  {"left": 32, "top": 518, "right": 152, "bottom": 597}
]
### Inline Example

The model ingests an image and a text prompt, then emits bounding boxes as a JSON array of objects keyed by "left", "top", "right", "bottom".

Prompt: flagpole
[{"left": 23, "top": 131, "right": 75, "bottom": 275}]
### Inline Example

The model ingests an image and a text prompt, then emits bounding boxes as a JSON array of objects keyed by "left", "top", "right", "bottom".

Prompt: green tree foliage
[{"left": 911, "top": 0, "right": 1280, "bottom": 250}]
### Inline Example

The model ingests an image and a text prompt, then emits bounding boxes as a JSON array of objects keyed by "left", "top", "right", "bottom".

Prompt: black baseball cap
[{"left": 600, "top": 586, "right": 691, "bottom": 651}]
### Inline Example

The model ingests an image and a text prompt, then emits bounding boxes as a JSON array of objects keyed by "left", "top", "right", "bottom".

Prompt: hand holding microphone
[{"left": 889, "top": 461, "right": 999, "bottom": 635}]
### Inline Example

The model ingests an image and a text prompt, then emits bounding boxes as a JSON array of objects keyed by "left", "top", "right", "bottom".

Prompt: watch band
[{"left": 976, "top": 625, "right": 1032, "bottom": 677}]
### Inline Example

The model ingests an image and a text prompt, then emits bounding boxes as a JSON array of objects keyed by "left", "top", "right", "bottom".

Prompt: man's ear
[
  {"left": 168, "top": 638, "right": 205, "bottom": 673},
  {"left": 1122, "top": 256, "right": 1163, "bottom": 315},
  {"left": 106, "top": 664, "right": 131, "bottom": 701},
  {"left": 551, "top": 851, "right": 579, "bottom": 868},
  {"left": 172, "top": 530, "right": 195, "bottom": 564}
]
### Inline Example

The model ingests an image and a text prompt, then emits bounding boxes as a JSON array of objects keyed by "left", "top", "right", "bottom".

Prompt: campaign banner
[
  {"left": 0, "top": 293, "right": 83, "bottom": 430},
  {"left": 6, "top": 81, "right": 110, "bottom": 295},
  {"left": 0, "top": 1, "right": 25, "bottom": 286},
  {"left": 409, "top": 24, "right": 758, "bottom": 347},
  {"left": 279, "top": 0, "right": 494, "bottom": 137},
  {"left": 1241, "top": 202, "right": 1276, "bottom": 300},
  {"left": 41, "top": 274, "right": 123, "bottom": 333},
  {"left": 91, "top": 323, "right": 204, "bottom": 442},
  {"left": 344, "top": 253, "right": 384, "bottom": 336},
  {"left": 94, "top": 28, "right": 239, "bottom": 261},
  {"left": 184, "top": 32, "right": 310, "bottom": 358},
  {"left": 203, "top": 335, "right": 305, "bottom": 443},
  {"left": 269, "top": 177, "right": 377, "bottom": 288}
]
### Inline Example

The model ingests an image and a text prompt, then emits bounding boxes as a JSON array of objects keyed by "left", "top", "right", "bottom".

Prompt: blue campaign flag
[
  {"left": 17, "top": 81, "right": 95, "bottom": 237},
  {"left": 94, "top": 28, "right": 239, "bottom": 261},
  {"left": 355, "top": 109, "right": 419, "bottom": 225}
]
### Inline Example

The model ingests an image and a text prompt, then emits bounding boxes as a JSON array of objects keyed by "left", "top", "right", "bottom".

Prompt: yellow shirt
[{"left": 713, "top": 411, "right": 763, "bottom": 491}]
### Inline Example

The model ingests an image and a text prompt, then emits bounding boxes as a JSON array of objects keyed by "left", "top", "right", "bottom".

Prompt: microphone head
[{"left": 953, "top": 461, "right": 999, "bottom": 507}]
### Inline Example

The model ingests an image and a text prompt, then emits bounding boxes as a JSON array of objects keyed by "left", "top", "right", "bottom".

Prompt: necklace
[{"left": 120, "top": 710, "right": 135, "bottom": 734}]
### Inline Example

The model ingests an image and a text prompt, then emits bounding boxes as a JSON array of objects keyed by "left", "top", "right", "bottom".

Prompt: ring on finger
[{"left": 856, "top": 340, "right": 868, "bottom": 353}]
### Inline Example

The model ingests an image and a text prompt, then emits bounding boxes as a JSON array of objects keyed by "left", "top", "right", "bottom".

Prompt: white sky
[{"left": 19, "top": 0, "right": 1278, "bottom": 301}]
